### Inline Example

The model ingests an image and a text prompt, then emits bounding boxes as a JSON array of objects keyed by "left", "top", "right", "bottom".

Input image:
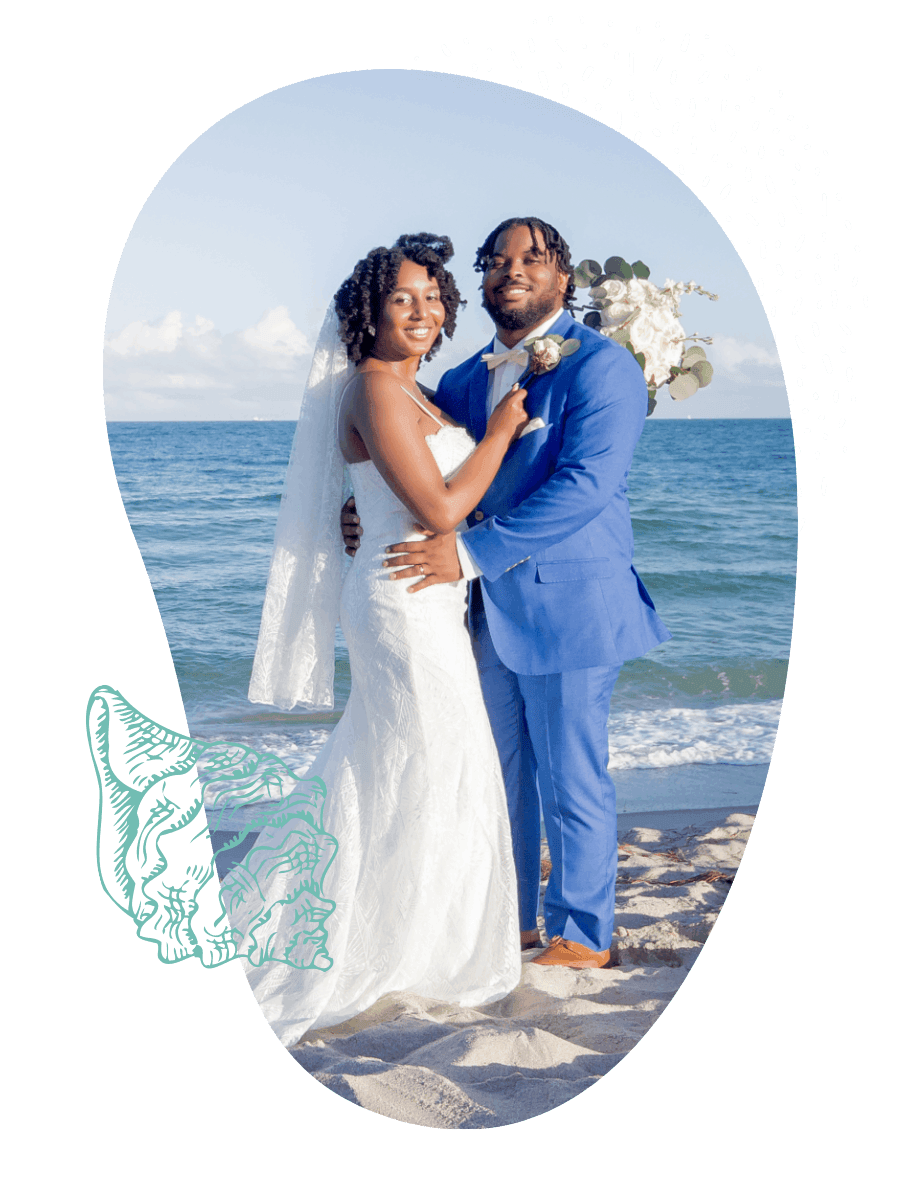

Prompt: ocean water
[{"left": 106, "top": 418, "right": 796, "bottom": 811}]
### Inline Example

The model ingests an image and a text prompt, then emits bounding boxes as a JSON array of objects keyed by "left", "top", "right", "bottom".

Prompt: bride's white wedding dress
[{"left": 225, "top": 401, "right": 521, "bottom": 1046}]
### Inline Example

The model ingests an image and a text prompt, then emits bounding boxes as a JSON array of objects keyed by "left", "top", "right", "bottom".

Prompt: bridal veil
[{"left": 248, "top": 305, "right": 353, "bottom": 711}]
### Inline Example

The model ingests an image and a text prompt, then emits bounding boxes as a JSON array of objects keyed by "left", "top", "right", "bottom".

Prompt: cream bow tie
[{"left": 481, "top": 346, "right": 531, "bottom": 371}]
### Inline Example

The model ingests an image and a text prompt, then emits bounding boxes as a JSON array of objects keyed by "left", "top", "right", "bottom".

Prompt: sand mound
[{"left": 290, "top": 810, "right": 753, "bottom": 1128}]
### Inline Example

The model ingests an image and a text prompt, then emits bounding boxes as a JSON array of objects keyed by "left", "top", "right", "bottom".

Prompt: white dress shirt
[{"left": 456, "top": 309, "right": 564, "bottom": 580}]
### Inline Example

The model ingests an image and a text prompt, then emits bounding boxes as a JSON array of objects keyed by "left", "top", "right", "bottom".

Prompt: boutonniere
[
  {"left": 517, "top": 333, "right": 581, "bottom": 389},
  {"left": 513, "top": 335, "right": 580, "bottom": 436}
]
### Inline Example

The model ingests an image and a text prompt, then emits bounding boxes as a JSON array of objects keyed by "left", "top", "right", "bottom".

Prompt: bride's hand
[{"left": 486, "top": 385, "right": 530, "bottom": 442}]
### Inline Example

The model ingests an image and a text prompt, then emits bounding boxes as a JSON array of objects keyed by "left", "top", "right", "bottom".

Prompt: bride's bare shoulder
[{"left": 347, "top": 371, "right": 413, "bottom": 414}]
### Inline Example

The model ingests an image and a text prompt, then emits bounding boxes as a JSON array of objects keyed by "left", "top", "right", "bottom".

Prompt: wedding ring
[{"left": 419, "top": 565, "right": 426, "bottom": 576}]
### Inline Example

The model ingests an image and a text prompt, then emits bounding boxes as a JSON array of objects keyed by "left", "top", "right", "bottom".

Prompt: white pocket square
[{"left": 518, "top": 417, "right": 547, "bottom": 438}]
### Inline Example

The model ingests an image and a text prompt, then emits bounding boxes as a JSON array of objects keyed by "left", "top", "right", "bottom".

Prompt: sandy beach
[{"left": 288, "top": 806, "right": 754, "bottom": 1128}]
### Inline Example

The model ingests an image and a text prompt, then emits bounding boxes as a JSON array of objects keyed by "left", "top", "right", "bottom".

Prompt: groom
[{"left": 346, "top": 217, "right": 670, "bottom": 967}]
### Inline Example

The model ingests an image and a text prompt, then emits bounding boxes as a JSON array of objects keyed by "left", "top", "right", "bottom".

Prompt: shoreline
[
  {"left": 209, "top": 762, "right": 766, "bottom": 876},
  {"left": 617, "top": 802, "right": 757, "bottom": 835},
  {"left": 611, "top": 761, "right": 768, "bottom": 814}
]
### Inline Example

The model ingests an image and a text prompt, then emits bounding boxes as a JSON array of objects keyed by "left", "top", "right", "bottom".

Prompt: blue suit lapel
[
  {"left": 478, "top": 310, "right": 582, "bottom": 511},
  {"left": 467, "top": 311, "right": 579, "bottom": 440},
  {"left": 468, "top": 351, "right": 492, "bottom": 441}
]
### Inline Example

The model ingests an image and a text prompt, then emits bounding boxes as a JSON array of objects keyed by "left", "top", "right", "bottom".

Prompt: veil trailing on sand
[{"left": 248, "top": 304, "right": 354, "bottom": 710}]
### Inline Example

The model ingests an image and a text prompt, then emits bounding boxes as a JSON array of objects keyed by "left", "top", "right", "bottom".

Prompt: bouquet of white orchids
[{"left": 573, "top": 256, "right": 718, "bottom": 414}]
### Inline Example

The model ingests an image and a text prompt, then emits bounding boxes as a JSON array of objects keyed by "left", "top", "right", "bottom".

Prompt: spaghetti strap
[
  {"left": 399, "top": 385, "right": 446, "bottom": 428},
  {"left": 341, "top": 377, "right": 446, "bottom": 428}
]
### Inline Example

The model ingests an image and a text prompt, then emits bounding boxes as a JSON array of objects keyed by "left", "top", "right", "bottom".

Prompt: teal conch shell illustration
[
  {"left": 208, "top": 739, "right": 337, "bottom": 971},
  {"left": 87, "top": 686, "right": 337, "bottom": 970},
  {"left": 86, "top": 686, "right": 236, "bottom": 964}
]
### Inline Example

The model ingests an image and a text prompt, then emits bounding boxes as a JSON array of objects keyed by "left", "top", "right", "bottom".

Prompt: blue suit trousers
[{"left": 470, "top": 584, "right": 621, "bottom": 951}]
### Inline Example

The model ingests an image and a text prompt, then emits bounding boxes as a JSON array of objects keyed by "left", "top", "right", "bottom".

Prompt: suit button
[{"left": 474, "top": 510, "right": 485, "bottom": 521}]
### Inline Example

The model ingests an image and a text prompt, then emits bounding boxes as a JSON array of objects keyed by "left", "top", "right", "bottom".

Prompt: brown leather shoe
[
  {"left": 521, "top": 928, "right": 542, "bottom": 951},
  {"left": 531, "top": 936, "right": 611, "bottom": 969}
]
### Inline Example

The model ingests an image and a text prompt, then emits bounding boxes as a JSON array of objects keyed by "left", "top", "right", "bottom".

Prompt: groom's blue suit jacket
[{"left": 434, "top": 309, "right": 671, "bottom": 675}]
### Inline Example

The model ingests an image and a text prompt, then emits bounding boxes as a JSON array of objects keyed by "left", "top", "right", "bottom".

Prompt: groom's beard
[{"left": 481, "top": 290, "right": 559, "bottom": 332}]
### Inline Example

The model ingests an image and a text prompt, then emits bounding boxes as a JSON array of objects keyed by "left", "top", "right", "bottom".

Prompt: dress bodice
[{"left": 347, "top": 423, "right": 476, "bottom": 547}]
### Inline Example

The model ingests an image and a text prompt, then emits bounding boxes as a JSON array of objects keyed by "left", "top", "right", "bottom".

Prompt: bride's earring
[{"left": 366, "top": 324, "right": 376, "bottom": 336}]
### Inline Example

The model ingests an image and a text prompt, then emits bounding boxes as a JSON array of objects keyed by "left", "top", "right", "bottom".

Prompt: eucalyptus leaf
[
  {"left": 634, "top": 351, "right": 646, "bottom": 370},
  {"left": 560, "top": 338, "right": 581, "bottom": 356},
  {"left": 546, "top": 334, "right": 564, "bottom": 344},
  {"left": 589, "top": 285, "right": 608, "bottom": 302},
  {"left": 647, "top": 392, "right": 657, "bottom": 416},
  {"left": 604, "top": 255, "right": 633, "bottom": 279},
  {"left": 583, "top": 310, "right": 604, "bottom": 329},
  {"left": 690, "top": 360, "right": 714, "bottom": 387},
  {"left": 669, "top": 372, "right": 700, "bottom": 401},
  {"left": 575, "top": 258, "right": 604, "bottom": 287},
  {"left": 681, "top": 346, "right": 707, "bottom": 368},
  {"left": 631, "top": 260, "right": 650, "bottom": 279}
]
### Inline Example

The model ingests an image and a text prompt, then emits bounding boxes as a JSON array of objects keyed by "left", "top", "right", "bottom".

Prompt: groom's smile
[{"left": 494, "top": 283, "right": 531, "bottom": 300}]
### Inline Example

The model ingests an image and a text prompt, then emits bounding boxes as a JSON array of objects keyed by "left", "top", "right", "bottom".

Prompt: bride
[{"left": 227, "top": 233, "right": 530, "bottom": 1045}]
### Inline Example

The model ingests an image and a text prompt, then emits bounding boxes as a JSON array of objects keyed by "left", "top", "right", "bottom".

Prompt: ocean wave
[
  {"left": 607, "top": 700, "right": 780, "bottom": 769},
  {"left": 195, "top": 700, "right": 781, "bottom": 787}
]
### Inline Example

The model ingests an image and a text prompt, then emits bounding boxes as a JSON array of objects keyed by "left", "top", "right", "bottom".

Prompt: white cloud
[
  {"left": 105, "top": 310, "right": 188, "bottom": 355},
  {"left": 104, "top": 307, "right": 313, "bottom": 419},
  {"left": 709, "top": 335, "right": 784, "bottom": 386},
  {"left": 238, "top": 306, "right": 311, "bottom": 358},
  {"left": 104, "top": 313, "right": 788, "bottom": 421}
]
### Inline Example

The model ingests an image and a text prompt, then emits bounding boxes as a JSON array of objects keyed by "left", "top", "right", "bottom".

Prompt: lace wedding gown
[{"left": 226, "top": 411, "right": 521, "bottom": 1046}]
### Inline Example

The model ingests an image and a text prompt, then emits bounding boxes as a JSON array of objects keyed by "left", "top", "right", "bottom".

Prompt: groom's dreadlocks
[
  {"left": 473, "top": 217, "right": 577, "bottom": 310},
  {"left": 335, "top": 233, "right": 465, "bottom": 365}
]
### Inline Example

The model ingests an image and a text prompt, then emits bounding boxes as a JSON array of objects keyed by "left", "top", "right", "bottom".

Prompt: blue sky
[{"left": 105, "top": 70, "right": 787, "bottom": 420}]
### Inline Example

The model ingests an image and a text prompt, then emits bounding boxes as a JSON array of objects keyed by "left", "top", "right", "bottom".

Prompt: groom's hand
[
  {"left": 385, "top": 527, "right": 463, "bottom": 592},
  {"left": 341, "top": 497, "right": 362, "bottom": 557}
]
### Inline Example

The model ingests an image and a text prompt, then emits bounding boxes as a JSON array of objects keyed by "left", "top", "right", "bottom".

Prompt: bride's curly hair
[{"left": 334, "top": 233, "right": 465, "bottom": 365}]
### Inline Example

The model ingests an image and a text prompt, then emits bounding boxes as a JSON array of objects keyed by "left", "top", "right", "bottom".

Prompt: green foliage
[
  {"left": 681, "top": 346, "right": 707, "bottom": 369},
  {"left": 604, "top": 255, "right": 633, "bottom": 279},
  {"left": 560, "top": 338, "right": 581, "bottom": 356},
  {"left": 670, "top": 372, "right": 700, "bottom": 401},
  {"left": 691, "top": 360, "right": 714, "bottom": 387},
  {"left": 583, "top": 310, "right": 603, "bottom": 329},
  {"left": 576, "top": 257, "right": 649, "bottom": 284},
  {"left": 574, "top": 258, "right": 604, "bottom": 288}
]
